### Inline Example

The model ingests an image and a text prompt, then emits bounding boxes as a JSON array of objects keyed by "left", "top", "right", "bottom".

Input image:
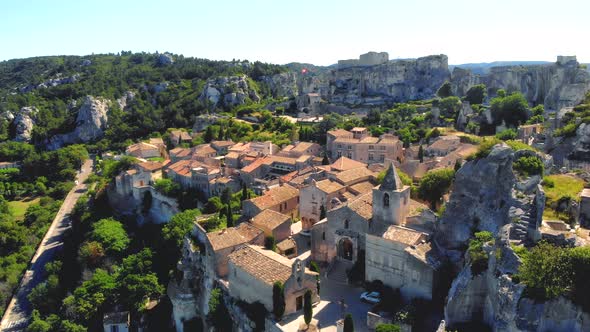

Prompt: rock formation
[
  {"left": 47, "top": 96, "right": 109, "bottom": 149},
  {"left": 158, "top": 53, "right": 174, "bottom": 66},
  {"left": 436, "top": 144, "right": 515, "bottom": 250},
  {"left": 116, "top": 91, "right": 135, "bottom": 110},
  {"left": 451, "top": 58, "right": 590, "bottom": 110},
  {"left": 199, "top": 75, "right": 260, "bottom": 108},
  {"left": 12, "top": 106, "right": 37, "bottom": 142}
]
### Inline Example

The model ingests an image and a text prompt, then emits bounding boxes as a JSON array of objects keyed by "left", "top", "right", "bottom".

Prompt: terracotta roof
[
  {"left": 212, "top": 140, "right": 235, "bottom": 148},
  {"left": 333, "top": 137, "right": 362, "bottom": 144},
  {"left": 382, "top": 225, "right": 426, "bottom": 245},
  {"left": 427, "top": 136, "right": 460, "bottom": 151},
  {"left": 270, "top": 155, "right": 298, "bottom": 165},
  {"left": 229, "top": 142, "right": 251, "bottom": 152},
  {"left": 251, "top": 209, "right": 291, "bottom": 230},
  {"left": 148, "top": 137, "right": 165, "bottom": 145},
  {"left": 228, "top": 245, "right": 293, "bottom": 285},
  {"left": 171, "top": 130, "right": 192, "bottom": 141},
  {"left": 192, "top": 145, "right": 216, "bottom": 156},
  {"left": 291, "top": 142, "right": 318, "bottom": 153},
  {"left": 126, "top": 142, "right": 159, "bottom": 154},
  {"left": 225, "top": 151, "right": 240, "bottom": 159},
  {"left": 331, "top": 157, "right": 366, "bottom": 172},
  {"left": 167, "top": 159, "right": 204, "bottom": 177},
  {"left": 351, "top": 127, "right": 367, "bottom": 132},
  {"left": 315, "top": 179, "right": 344, "bottom": 194},
  {"left": 247, "top": 184, "right": 299, "bottom": 210},
  {"left": 327, "top": 128, "right": 352, "bottom": 137},
  {"left": 582, "top": 188, "right": 590, "bottom": 198},
  {"left": 377, "top": 134, "right": 401, "bottom": 144},
  {"left": 334, "top": 167, "right": 376, "bottom": 185},
  {"left": 408, "top": 199, "right": 429, "bottom": 217},
  {"left": 170, "top": 147, "right": 192, "bottom": 159},
  {"left": 241, "top": 156, "right": 271, "bottom": 173},
  {"left": 207, "top": 223, "right": 263, "bottom": 252},
  {"left": 137, "top": 161, "right": 164, "bottom": 172},
  {"left": 348, "top": 181, "right": 375, "bottom": 195},
  {"left": 347, "top": 192, "right": 373, "bottom": 220},
  {"left": 360, "top": 137, "right": 379, "bottom": 144},
  {"left": 405, "top": 242, "right": 441, "bottom": 268}
]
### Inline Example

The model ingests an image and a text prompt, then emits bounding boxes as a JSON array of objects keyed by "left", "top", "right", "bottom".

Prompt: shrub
[
  {"left": 469, "top": 138, "right": 501, "bottom": 160},
  {"left": 376, "top": 323, "right": 402, "bottom": 332},
  {"left": 495, "top": 129, "right": 517, "bottom": 141},
  {"left": 464, "top": 84, "right": 487, "bottom": 105},
  {"left": 554, "top": 122, "right": 578, "bottom": 137},
  {"left": 513, "top": 155, "right": 544, "bottom": 176},
  {"left": 468, "top": 231, "right": 493, "bottom": 275},
  {"left": 264, "top": 236, "right": 276, "bottom": 251},
  {"left": 518, "top": 242, "right": 571, "bottom": 300},
  {"left": 309, "top": 261, "right": 320, "bottom": 274},
  {"left": 418, "top": 168, "right": 455, "bottom": 209}
]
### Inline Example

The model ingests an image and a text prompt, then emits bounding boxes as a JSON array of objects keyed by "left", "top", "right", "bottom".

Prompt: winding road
[{"left": 0, "top": 158, "right": 94, "bottom": 332}]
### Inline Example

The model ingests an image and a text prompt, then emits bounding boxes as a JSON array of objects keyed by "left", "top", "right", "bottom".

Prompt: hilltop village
[{"left": 1, "top": 51, "right": 590, "bottom": 332}]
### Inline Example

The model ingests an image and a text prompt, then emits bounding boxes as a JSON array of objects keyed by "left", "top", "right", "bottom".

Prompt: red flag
[{"left": 301, "top": 68, "right": 308, "bottom": 74}]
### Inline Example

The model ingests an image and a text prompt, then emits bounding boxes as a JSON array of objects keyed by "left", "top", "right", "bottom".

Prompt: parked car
[{"left": 360, "top": 291, "right": 381, "bottom": 304}]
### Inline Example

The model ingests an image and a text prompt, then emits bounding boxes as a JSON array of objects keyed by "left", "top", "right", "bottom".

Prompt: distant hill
[{"left": 450, "top": 61, "right": 553, "bottom": 75}]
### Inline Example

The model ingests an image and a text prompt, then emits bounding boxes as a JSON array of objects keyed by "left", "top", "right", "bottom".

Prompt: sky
[{"left": 1, "top": 0, "right": 589, "bottom": 65}]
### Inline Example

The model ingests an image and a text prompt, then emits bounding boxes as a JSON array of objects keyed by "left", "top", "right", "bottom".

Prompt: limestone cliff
[
  {"left": 12, "top": 106, "right": 37, "bottom": 142},
  {"left": 47, "top": 96, "right": 109, "bottom": 149},
  {"left": 451, "top": 60, "right": 590, "bottom": 110},
  {"left": 436, "top": 144, "right": 515, "bottom": 250},
  {"left": 199, "top": 75, "right": 260, "bottom": 108}
]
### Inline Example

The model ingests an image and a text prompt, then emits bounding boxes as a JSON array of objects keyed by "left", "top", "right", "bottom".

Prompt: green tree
[
  {"left": 418, "top": 145, "right": 424, "bottom": 163},
  {"left": 304, "top": 289, "right": 313, "bottom": 325},
  {"left": 162, "top": 209, "right": 201, "bottom": 251},
  {"left": 65, "top": 269, "right": 117, "bottom": 321},
  {"left": 203, "top": 126, "right": 214, "bottom": 143},
  {"left": 343, "top": 313, "right": 354, "bottom": 332},
  {"left": 226, "top": 204, "right": 233, "bottom": 227},
  {"left": 208, "top": 288, "right": 232, "bottom": 331},
  {"left": 436, "top": 81, "right": 453, "bottom": 98},
  {"left": 464, "top": 84, "right": 487, "bottom": 105},
  {"left": 418, "top": 168, "right": 455, "bottom": 209},
  {"left": 265, "top": 235, "right": 276, "bottom": 250},
  {"left": 322, "top": 154, "right": 330, "bottom": 165},
  {"left": 495, "top": 129, "right": 517, "bottom": 141},
  {"left": 272, "top": 281, "right": 285, "bottom": 320},
  {"left": 513, "top": 155, "right": 544, "bottom": 176},
  {"left": 27, "top": 310, "right": 51, "bottom": 332},
  {"left": 90, "top": 218, "right": 130, "bottom": 254},
  {"left": 117, "top": 249, "right": 164, "bottom": 312},
  {"left": 204, "top": 196, "right": 224, "bottom": 214},
  {"left": 518, "top": 242, "right": 571, "bottom": 299},
  {"left": 490, "top": 92, "right": 529, "bottom": 127}
]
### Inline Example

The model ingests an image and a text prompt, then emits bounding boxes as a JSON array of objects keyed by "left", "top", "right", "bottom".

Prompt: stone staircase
[{"left": 508, "top": 191, "right": 540, "bottom": 245}]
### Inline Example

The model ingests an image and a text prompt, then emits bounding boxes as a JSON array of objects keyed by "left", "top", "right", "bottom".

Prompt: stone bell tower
[{"left": 372, "top": 164, "right": 410, "bottom": 232}]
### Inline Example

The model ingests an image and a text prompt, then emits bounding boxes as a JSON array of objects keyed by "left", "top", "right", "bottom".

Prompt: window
[
  {"left": 368, "top": 153, "right": 374, "bottom": 161},
  {"left": 383, "top": 193, "right": 390, "bottom": 207},
  {"left": 338, "top": 144, "right": 342, "bottom": 149},
  {"left": 322, "top": 232, "right": 326, "bottom": 240},
  {"left": 348, "top": 145, "right": 352, "bottom": 150},
  {"left": 347, "top": 152, "right": 352, "bottom": 159},
  {"left": 369, "top": 145, "right": 374, "bottom": 150},
  {"left": 337, "top": 151, "right": 342, "bottom": 158},
  {"left": 344, "top": 220, "right": 349, "bottom": 229},
  {"left": 380, "top": 146, "right": 386, "bottom": 151},
  {"left": 111, "top": 326, "right": 119, "bottom": 332},
  {"left": 380, "top": 154, "right": 385, "bottom": 162}
]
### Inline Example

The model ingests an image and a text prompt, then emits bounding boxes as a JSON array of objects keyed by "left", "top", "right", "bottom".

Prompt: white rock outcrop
[
  {"left": 13, "top": 106, "right": 38, "bottom": 142},
  {"left": 199, "top": 75, "right": 260, "bottom": 108},
  {"left": 47, "top": 96, "right": 109, "bottom": 149}
]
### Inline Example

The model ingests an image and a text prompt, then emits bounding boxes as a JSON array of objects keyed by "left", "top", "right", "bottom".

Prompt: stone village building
[
  {"left": 326, "top": 127, "right": 404, "bottom": 164},
  {"left": 311, "top": 165, "right": 440, "bottom": 300}
]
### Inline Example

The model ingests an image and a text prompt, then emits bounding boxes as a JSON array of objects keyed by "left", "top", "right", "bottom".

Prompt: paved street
[
  {"left": 280, "top": 275, "right": 371, "bottom": 332},
  {"left": 0, "top": 159, "right": 94, "bottom": 332}
]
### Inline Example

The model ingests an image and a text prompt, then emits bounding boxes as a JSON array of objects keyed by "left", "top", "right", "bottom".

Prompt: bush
[
  {"left": 554, "top": 122, "right": 578, "bottom": 137},
  {"left": 464, "top": 84, "right": 487, "bottom": 105},
  {"left": 343, "top": 313, "right": 354, "bottom": 332},
  {"left": 468, "top": 231, "right": 493, "bottom": 275},
  {"left": 495, "top": 129, "right": 517, "bottom": 141},
  {"left": 513, "top": 156, "right": 544, "bottom": 176},
  {"left": 264, "top": 236, "right": 276, "bottom": 251},
  {"left": 309, "top": 261, "right": 320, "bottom": 274},
  {"left": 418, "top": 168, "right": 455, "bottom": 209},
  {"left": 375, "top": 323, "right": 401, "bottom": 332},
  {"left": 304, "top": 290, "right": 313, "bottom": 325},
  {"left": 469, "top": 138, "right": 501, "bottom": 160}
]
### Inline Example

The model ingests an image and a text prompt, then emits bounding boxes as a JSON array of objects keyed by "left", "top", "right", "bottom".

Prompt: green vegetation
[
  {"left": 7, "top": 197, "right": 40, "bottom": 220},
  {"left": 513, "top": 155, "right": 544, "bottom": 177},
  {"left": 490, "top": 92, "right": 529, "bottom": 128},
  {"left": 464, "top": 84, "right": 487, "bottom": 105},
  {"left": 469, "top": 137, "right": 501, "bottom": 160},
  {"left": 436, "top": 81, "right": 453, "bottom": 98},
  {"left": 375, "top": 323, "right": 402, "bottom": 332},
  {"left": 495, "top": 129, "right": 517, "bottom": 141},
  {"left": 517, "top": 242, "right": 590, "bottom": 311},
  {"left": 541, "top": 174, "right": 584, "bottom": 221},
  {"left": 90, "top": 218, "right": 130, "bottom": 254},
  {"left": 272, "top": 281, "right": 285, "bottom": 320},
  {"left": 304, "top": 289, "right": 313, "bottom": 325},
  {"left": 468, "top": 231, "right": 493, "bottom": 275},
  {"left": 343, "top": 313, "right": 354, "bottom": 332},
  {"left": 418, "top": 168, "right": 455, "bottom": 209},
  {"left": 208, "top": 288, "right": 232, "bottom": 331},
  {"left": 264, "top": 235, "right": 276, "bottom": 251}
]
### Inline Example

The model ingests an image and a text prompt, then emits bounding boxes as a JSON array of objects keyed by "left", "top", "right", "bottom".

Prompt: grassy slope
[{"left": 7, "top": 197, "right": 40, "bottom": 221}]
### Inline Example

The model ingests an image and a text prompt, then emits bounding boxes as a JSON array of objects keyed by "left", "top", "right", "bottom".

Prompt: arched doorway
[{"left": 338, "top": 238, "right": 354, "bottom": 261}]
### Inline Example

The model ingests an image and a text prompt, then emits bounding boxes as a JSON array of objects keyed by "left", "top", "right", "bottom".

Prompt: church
[{"left": 311, "top": 164, "right": 441, "bottom": 300}]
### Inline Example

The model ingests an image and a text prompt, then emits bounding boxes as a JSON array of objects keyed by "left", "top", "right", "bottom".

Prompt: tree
[
  {"left": 66, "top": 269, "right": 117, "bottom": 321},
  {"left": 418, "top": 168, "right": 455, "bottom": 209},
  {"left": 265, "top": 236, "right": 276, "bottom": 250},
  {"left": 518, "top": 242, "right": 571, "bottom": 299},
  {"left": 27, "top": 310, "right": 51, "bottom": 332},
  {"left": 418, "top": 145, "right": 424, "bottom": 163},
  {"left": 226, "top": 204, "right": 233, "bottom": 227},
  {"left": 322, "top": 154, "right": 330, "bottom": 165},
  {"left": 319, "top": 205, "right": 327, "bottom": 220},
  {"left": 495, "top": 129, "right": 517, "bottom": 141},
  {"left": 208, "top": 288, "right": 232, "bottom": 331},
  {"left": 117, "top": 249, "right": 164, "bottom": 312},
  {"left": 272, "top": 281, "right": 285, "bottom": 320},
  {"left": 490, "top": 92, "right": 529, "bottom": 127},
  {"left": 162, "top": 209, "right": 201, "bottom": 251},
  {"left": 343, "top": 313, "right": 354, "bottom": 332},
  {"left": 203, "top": 126, "right": 214, "bottom": 143},
  {"left": 436, "top": 81, "right": 453, "bottom": 98},
  {"left": 304, "top": 289, "right": 313, "bottom": 325},
  {"left": 204, "top": 196, "right": 223, "bottom": 214},
  {"left": 513, "top": 156, "right": 544, "bottom": 176},
  {"left": 241, "top": 183, "right": 249, "bottom": 201},
  {"left": 217, "top": 127, "right": 225, "bottom": 141},
  {"left": 90, "top": 218, "right": 130, "bottom": 254},
  {"left": 464, "top": 84, "right": 487, "bottom": 105}
]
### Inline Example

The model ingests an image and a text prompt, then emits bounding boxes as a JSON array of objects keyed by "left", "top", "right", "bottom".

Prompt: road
[{"left": 0, "top": 158, "right": 94, "bottom": 332}]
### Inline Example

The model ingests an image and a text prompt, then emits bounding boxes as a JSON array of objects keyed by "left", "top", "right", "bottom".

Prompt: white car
[{"left": 360, "top": 291, "right": 381, "bottom": 304}]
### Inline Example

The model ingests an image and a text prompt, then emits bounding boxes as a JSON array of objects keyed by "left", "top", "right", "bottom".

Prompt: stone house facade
[
  {"left": 251, "top": 209, "right": 292, "bottom": 242},
  {"left": 227, "top": 245, "right": 319, "bottom": 315},
  {"left": 327, "top": 128, "right": 404, "bottom": 164},
  {"left": 242, "top": 184, "right": 300, "bottom": 219},
  {"left": 299, "top": 179, "right": 348, "bottom": 231}
]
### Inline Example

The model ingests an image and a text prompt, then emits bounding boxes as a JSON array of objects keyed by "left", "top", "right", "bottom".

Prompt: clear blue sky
[{"left": 1, "top": 0, "right": 588, "bottom": 65}]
